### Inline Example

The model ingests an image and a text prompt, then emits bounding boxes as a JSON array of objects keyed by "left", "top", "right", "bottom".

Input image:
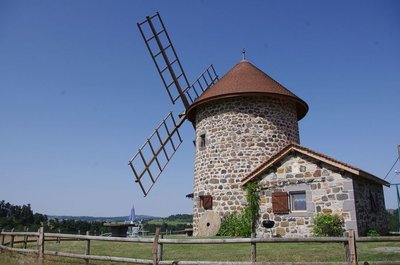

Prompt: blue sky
[{"left": 1, "top": 0, "right": 399, "bottom": 217}]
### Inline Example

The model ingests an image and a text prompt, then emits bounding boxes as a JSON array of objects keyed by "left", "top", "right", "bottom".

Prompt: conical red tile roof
[{"left": 186, "top": 60, "right": 308, "bottom": 122}]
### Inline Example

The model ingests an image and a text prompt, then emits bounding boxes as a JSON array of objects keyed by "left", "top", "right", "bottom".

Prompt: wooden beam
[
  {"left": 152, "top": 227, "right": 161, "bottom": 265},
  {"left": 37, "top": 227, "right": 44, "bottom": 264}
]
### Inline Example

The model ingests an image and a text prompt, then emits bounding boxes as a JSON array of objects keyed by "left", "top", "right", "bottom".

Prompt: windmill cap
[{"left": 186, "top": 60, "right": 309, "bottom": 122}]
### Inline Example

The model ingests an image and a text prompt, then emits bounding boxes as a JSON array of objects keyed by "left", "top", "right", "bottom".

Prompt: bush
[
  {"left": 367, "top": 229, "right": 380, "bottom": 237},
  {"left": 313, "top": 213, "right": 344, "bottom": 237},
  {"left": 218, "top": 183, "right": 259, "bottom": 237},
  {"left": 218, "top": 212, "right": 251, "bottom": 237}
]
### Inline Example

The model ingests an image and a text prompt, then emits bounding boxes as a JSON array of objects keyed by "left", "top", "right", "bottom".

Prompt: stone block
[
  {"left": 327, "top": 176, "right": 335, "bottom": 182},
  {"left": 336, "top": 193, "right": 348, "bottom": 200},
  {"left": 259, "top": 197, "right": 267, "bottom": 205},
  {"left": 296, "top": 219, "right": 305, "bottom": 225},
  {"left": 322, "top": 208, "right": 332, "bottom": 213},
  {"left": 277, "top": 167, "right": 284, "bottom": 173},
  {"left": 343, "top": 181, "right": 353, "bottom": 191},
  {"left": 306, "top": 202, "right": 315, "bottom": 213},
  {"left": 276, "top": 227, "right": 286, "bottom": 236},
  {"left": 313, "top": 169, "right": 321, "bottom": 177},
  {"left": 262, "top": 213, "right": 270, "bottom": 219},
  {"left": 281, "top": 221, "right": 289, "bottom": 227},
  {"left": 344, "top": 220, "right": 358, "bottom": 231},
  {"left": 210, "top": 178, "right": 219, "bottom": 184},
  {"left": 343, "top": 200, "right": 355, "bottom": 211}
]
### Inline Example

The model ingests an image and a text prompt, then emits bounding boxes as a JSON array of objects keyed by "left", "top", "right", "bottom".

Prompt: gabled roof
[
  {"left": 241, "top": 143, "right": 389, "bottom": 186},
  {"left": 186, "top": 60, "right": 308, "bottom": 122}
]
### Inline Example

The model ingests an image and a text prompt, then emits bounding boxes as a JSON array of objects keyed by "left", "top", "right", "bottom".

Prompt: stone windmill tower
[{"left": 185, "top": 59, "right": 308, "bottom": 236}]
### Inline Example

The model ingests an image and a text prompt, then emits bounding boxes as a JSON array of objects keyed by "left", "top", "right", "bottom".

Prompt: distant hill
[{"left": 48, "top": 215, "right": 159, "bottom": 222}]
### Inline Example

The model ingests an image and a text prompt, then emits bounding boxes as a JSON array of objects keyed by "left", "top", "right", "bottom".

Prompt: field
[{"left": 1, "top": 236, "right": 400, "bottom": 264}]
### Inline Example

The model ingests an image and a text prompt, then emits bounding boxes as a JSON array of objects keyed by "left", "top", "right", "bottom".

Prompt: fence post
[
  {"left": 24, "top": 226, "right": 28, "bottom": 249},
  {"left": 57, "top": 228, "right": 61, "bottom": 243},
  {"left": 152, "top": 227, "right": 161, "bottom": 265},
  {"left": 251, "top": 233, "right": 256, "bottom": 262},
  {"left": 344, "top": 230, "right": 357, "bottom": 265},
  {"left": 157, "top": 233, "right": 163, "bottom": 262},
  {"left": 10, "top": 228, "right": 15, "bottom": 248},
  {"left": 85, "top": 231, "right": 91, "bottom": 265},
  {"left": 37, "top": 227, "right": 44, "bottom": 264},
  {"left": 0, "top": 229, "right": 4, "bottom": 253}
]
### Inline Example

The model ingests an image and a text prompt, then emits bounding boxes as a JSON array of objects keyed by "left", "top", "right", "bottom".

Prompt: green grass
[
  {"left": 1, "top": 237, "right": 400, "bottom": 264},
  {"left": 0, "top": 252, "right": 134, "bottom": 265}
]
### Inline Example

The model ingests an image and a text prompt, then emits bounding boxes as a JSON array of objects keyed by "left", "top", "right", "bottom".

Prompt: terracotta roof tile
[{"left": 186, "top": 60, "right": 308, "bottom": 122}]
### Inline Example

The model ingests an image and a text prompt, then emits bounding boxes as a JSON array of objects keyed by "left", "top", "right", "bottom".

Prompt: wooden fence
[{"left": 1, "top": 227, "right": 400, "bottom": 265}]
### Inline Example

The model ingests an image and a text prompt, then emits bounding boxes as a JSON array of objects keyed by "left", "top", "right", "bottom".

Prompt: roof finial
[{"left": 242, "top": 48, "right": 246, "bottom": 61}]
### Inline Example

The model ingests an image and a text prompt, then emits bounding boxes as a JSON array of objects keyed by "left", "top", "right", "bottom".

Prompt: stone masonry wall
[
  {"left": 192, "top": 96, "right": 299, "bottom": 236},
  {"left": 353, "top": 176, "right": 388, "bottom": 235},
  {"left": 256, "top": 153, "right": 358, "bottom": 238}
]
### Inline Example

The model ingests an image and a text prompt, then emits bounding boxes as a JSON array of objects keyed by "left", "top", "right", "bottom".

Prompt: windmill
[
  {"left": 130, "top": 13, "right": 309, "bottom": 237},
  {"left": 128, "top": 12, "right": 219, "bottom": 197}
]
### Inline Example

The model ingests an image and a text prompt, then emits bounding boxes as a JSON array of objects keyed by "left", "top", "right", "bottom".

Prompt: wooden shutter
[
  {"left": 272, "top": 192, "right": 289, "bottom": 214},
  {"left": 202, "top": 195, "right": 213, "bottom": 210}
]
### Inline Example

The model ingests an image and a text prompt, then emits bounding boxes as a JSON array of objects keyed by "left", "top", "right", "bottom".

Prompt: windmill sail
[
  {"left": 130, "top": 13, "right": 219, "bottom": 197},
  {"left": 137, "top": 12, "right": 191, "bottom": 110},
  {"left": 129, "top": 112, "right": 184, "bottom": 196},
  {"left": 185, "top": 64, "right": 219, "bottom": 104}
]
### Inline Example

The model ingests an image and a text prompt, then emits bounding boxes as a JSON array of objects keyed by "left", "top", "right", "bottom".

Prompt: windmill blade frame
[
  {"left": 128, "top": 112, "right": 184, "bottom": 196},
  {"left": 129, "top": 12, "right": 220, "bottom": 197},
  {"left": 185, "top": 64, "right": 219, "bottom": 104},
  {"left": 137, "top": 12, "right": 191, "bottom": 110}
]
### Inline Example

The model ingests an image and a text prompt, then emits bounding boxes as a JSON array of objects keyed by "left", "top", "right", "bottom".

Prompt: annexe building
[{"left": 242, "top": 144, "right": 389, "bottom": 237}]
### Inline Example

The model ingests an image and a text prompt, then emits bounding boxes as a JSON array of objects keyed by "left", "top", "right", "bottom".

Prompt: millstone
[{"left": 197, "top": 211, "right": 221, "bottom": 237}]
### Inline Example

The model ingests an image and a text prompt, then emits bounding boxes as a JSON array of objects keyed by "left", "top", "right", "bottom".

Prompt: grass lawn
[{"left": 1, "top": 236, "right": 400, "bottom": 264}]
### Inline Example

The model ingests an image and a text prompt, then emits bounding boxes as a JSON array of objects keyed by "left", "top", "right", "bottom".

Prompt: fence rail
[{"left": 1, "top": 228, "right": 400, "bottom": 265}]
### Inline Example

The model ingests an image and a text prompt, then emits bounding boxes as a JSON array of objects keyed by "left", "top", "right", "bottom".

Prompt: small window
[
  {"left": 199, "top": 134, "right": 206, "bottom": 150},
  {"left": 290, "top": 192, "right": 306, "bottom": 211},
  {"left": 200, "top": 195, "right": 212, "bottom": 210}
]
